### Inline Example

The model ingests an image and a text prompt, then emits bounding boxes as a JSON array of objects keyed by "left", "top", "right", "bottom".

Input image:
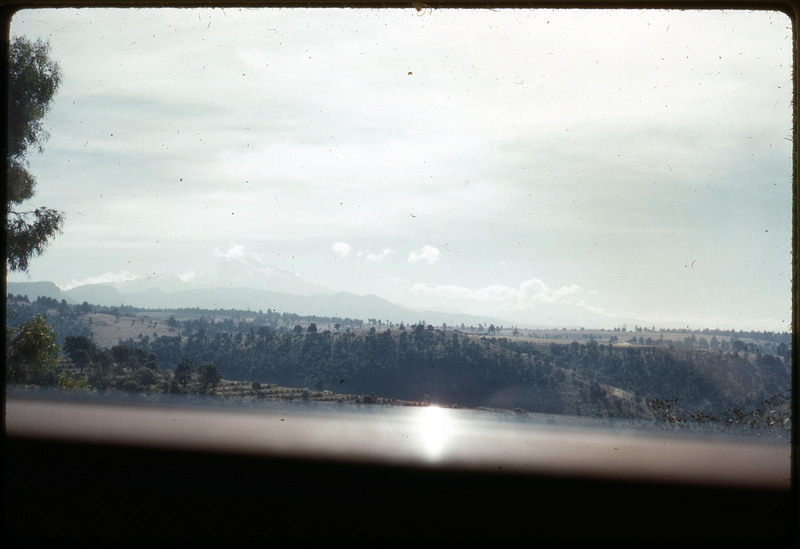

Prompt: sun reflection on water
[{"left": 415, "top": 405, "right": 455, "bottom": 461}]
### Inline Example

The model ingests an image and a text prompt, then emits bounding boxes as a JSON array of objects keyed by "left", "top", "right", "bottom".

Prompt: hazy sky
[{"left": 7, "top": 7, "right": 793, "bottom": 331}]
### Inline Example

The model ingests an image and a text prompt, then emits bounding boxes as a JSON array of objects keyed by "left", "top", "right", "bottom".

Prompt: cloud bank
[
  {"left": 408, "top": 245, "right": 441, "bottom": 265},
  {"left": 412, "top": 278, "right": 582, "bottom": 311}
]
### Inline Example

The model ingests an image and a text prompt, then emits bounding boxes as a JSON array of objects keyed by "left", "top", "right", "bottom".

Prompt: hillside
[{"left": 6, "top": 295, "right": 792, "bottom": 425}]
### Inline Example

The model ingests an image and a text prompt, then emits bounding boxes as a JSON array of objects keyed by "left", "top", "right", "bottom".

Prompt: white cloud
[
  {"left": 213, "top": 244, "right": 267, "bottom": 265},
  {"left": 412, "top": 278, "right": 583, "bottom": 311},
  {"left": 364, "top": 249, "right": 395, "bottom": 262},
  {"left": 518, "top": 279, "right": 583, "bottom": 304},
  {"left": 408, "top": 245, "right": 441, "bottom": 265},
  {"left": 210, "top": 244, "right": 274, "bottom": 288},
  {"left": 332, "top": 241, "right": 352, "bottom": 259},
  {"left": 62, "top": 271, "right": 140, "bottom": 290},
  {"left": 177, "top": 271, "right": 197, "bottom": 282},
  {"left": 215, "top": 244, "right": 245, "bottom": 263}
]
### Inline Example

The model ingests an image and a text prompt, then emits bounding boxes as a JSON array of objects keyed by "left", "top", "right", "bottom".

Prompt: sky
[{"left": 6, "top": 7, "right": 794, "bottom": 331}]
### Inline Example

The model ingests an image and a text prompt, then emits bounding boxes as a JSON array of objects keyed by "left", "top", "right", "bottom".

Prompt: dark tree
[
  {"left": 732, "top": 340, "right": 748, "bottom": 353},
  {"left": 7, "top": 37, "right": 64, "bottom": 272},
  {"left": 143, "top": 352, "right": 160, "bottom": 370},
  {"left": 93, "top": 349, "right": 114, "bottom": 378},
  {"left": 63, "top": 335, "right": 95, "bottom": 373},
  {"left": 110, "top": 344, "right": 134, "bottom": 369},
  {"left": 198, "top": 363, "right": 222, "bottom": 392},
  {"left": 175, "top": 358, "right": 195, "bottom": 387},
  {"left": 6, "top": 314, "right": 60, "bottom": 383}
]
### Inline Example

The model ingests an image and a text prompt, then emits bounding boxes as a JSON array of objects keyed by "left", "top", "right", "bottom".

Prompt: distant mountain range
[
  {"left": 6, "top": 281, "right": 517, "bottom": 329},
  {"left": 99, "top": 267, "right": 333, "bottom": 297},
  {"left": 6, "top": 281, "right": 65, "bottom": 302}
]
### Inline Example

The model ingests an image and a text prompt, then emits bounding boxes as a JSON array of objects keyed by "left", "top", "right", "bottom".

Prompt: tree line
[{"left": 116, "top": 322, "right": 790, "bottom": 421}]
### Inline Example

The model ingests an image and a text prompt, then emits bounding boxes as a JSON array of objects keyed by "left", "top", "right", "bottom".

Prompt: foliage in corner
[
  {"left": 6, "top": 314, "right": 60, "bottom": 383},
  {"left": 6, "top": 36, "right": 63, "bottom": 272}
]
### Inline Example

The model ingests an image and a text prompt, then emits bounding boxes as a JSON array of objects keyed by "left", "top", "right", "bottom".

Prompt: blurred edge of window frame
[{"left": 2, "top": 0, "right": 798, "bottom": 543}]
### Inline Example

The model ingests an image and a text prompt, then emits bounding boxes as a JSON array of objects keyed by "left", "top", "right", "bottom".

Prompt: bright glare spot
[{"left": 415, "top": 406, "right": 453, "bottom": 461}]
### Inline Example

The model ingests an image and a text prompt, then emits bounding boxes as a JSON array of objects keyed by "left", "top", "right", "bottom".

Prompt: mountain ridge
[{"left": 6, "top": 280, "right": 522, "bottom": 329}]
